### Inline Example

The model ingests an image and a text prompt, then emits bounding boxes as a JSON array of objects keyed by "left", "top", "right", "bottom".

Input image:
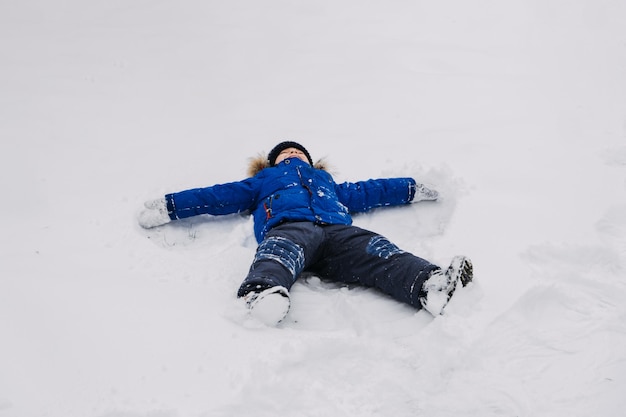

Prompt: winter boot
[
  {"left": 244, "top": 286, "right": 291, "bottom": 326},
  {"left": 420, "top": 256, "right": 473, "bottom": 316}
]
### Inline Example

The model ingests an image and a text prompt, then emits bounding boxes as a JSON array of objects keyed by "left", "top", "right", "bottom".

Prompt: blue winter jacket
[{"left": 165, "top": 158, "right": 417, "bottom": 243}]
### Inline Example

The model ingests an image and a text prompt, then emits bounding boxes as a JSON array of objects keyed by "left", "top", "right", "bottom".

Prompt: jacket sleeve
[
  {"left": 164, "top": 178, "right": 258, "bottom": 220},
  {"left": 334, "top": 177, "right": 416, "bottom": 213}
]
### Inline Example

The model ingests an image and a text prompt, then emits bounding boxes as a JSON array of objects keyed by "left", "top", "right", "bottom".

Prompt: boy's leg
[
  {"left": 309, "top": 225, "right": 439, "bottom": 309},
  {"left": 237, "top": 222, "right": 325, "bottom": 297}
]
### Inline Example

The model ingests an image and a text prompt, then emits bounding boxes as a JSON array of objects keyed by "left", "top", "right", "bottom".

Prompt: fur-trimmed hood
[{"left": 247, "top": 153, "right": 329, "bottom": 177}]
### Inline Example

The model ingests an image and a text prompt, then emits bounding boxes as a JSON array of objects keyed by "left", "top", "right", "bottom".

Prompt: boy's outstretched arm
[
  {"left": 138, "top": 178, "right": 258, "bottom": 229},
  {"left": 335, "top": 178, "right": 439, "bottom": 213}
]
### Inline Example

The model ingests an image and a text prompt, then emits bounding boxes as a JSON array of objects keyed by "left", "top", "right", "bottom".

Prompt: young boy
[{"left": 138, "top": 141, "right": 473, "bottom": 325}]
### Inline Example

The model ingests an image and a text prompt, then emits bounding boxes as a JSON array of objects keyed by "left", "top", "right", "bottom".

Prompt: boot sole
[
  {"left": 442, "top": 256, "right": 473, "bottom": 307},
  {"left": 248, "top": 286, "right": 291, "bottom": 326}
]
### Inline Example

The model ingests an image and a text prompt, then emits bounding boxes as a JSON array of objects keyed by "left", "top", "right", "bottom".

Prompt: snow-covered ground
[{"left": 2, "top": 1, "right": 626, "bottom": 416}]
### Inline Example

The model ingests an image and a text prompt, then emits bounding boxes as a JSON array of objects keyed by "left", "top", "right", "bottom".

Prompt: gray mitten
[
  {"left": 138, "top": 197, "right": 171, "bottom": 228},
  {"left": 413, "top": 183, "right": 439, "bottom": 202}
]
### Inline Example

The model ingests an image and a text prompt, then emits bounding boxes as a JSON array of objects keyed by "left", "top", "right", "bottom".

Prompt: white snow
[{"left": 2, "top": 1, "right": 626, "bottom": 416}]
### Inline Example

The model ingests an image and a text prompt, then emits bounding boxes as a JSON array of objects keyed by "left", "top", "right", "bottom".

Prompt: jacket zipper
[
  {"left": 297, "top": 166, "right": 313, "bottom": 196},
  {"left": 263, "top": 197, "right": 272, "bottom": 220}
]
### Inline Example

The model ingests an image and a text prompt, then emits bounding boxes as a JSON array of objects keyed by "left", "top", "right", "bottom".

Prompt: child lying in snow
[{"left": 138, "top": 141, "right": 473, "bottom": 325}]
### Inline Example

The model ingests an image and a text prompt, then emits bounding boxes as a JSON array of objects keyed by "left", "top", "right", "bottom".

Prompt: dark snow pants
[{"left": 237, "top": 221, "right": 439, "bottom": 309}]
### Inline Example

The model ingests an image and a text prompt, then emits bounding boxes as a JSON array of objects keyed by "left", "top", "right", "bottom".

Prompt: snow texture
[{"left": 1, "top": 1, "right": 626, "bottom": 416}]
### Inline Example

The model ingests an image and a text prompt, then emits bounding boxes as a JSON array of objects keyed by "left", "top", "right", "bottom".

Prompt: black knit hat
[{"left": 267, "top": 141, "right": 313, "bottom": 166}]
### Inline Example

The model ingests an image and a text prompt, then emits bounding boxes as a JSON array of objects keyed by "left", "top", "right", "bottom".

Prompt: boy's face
[{"left": 274, "top": 147, "right": 310, "bottom": 165}]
